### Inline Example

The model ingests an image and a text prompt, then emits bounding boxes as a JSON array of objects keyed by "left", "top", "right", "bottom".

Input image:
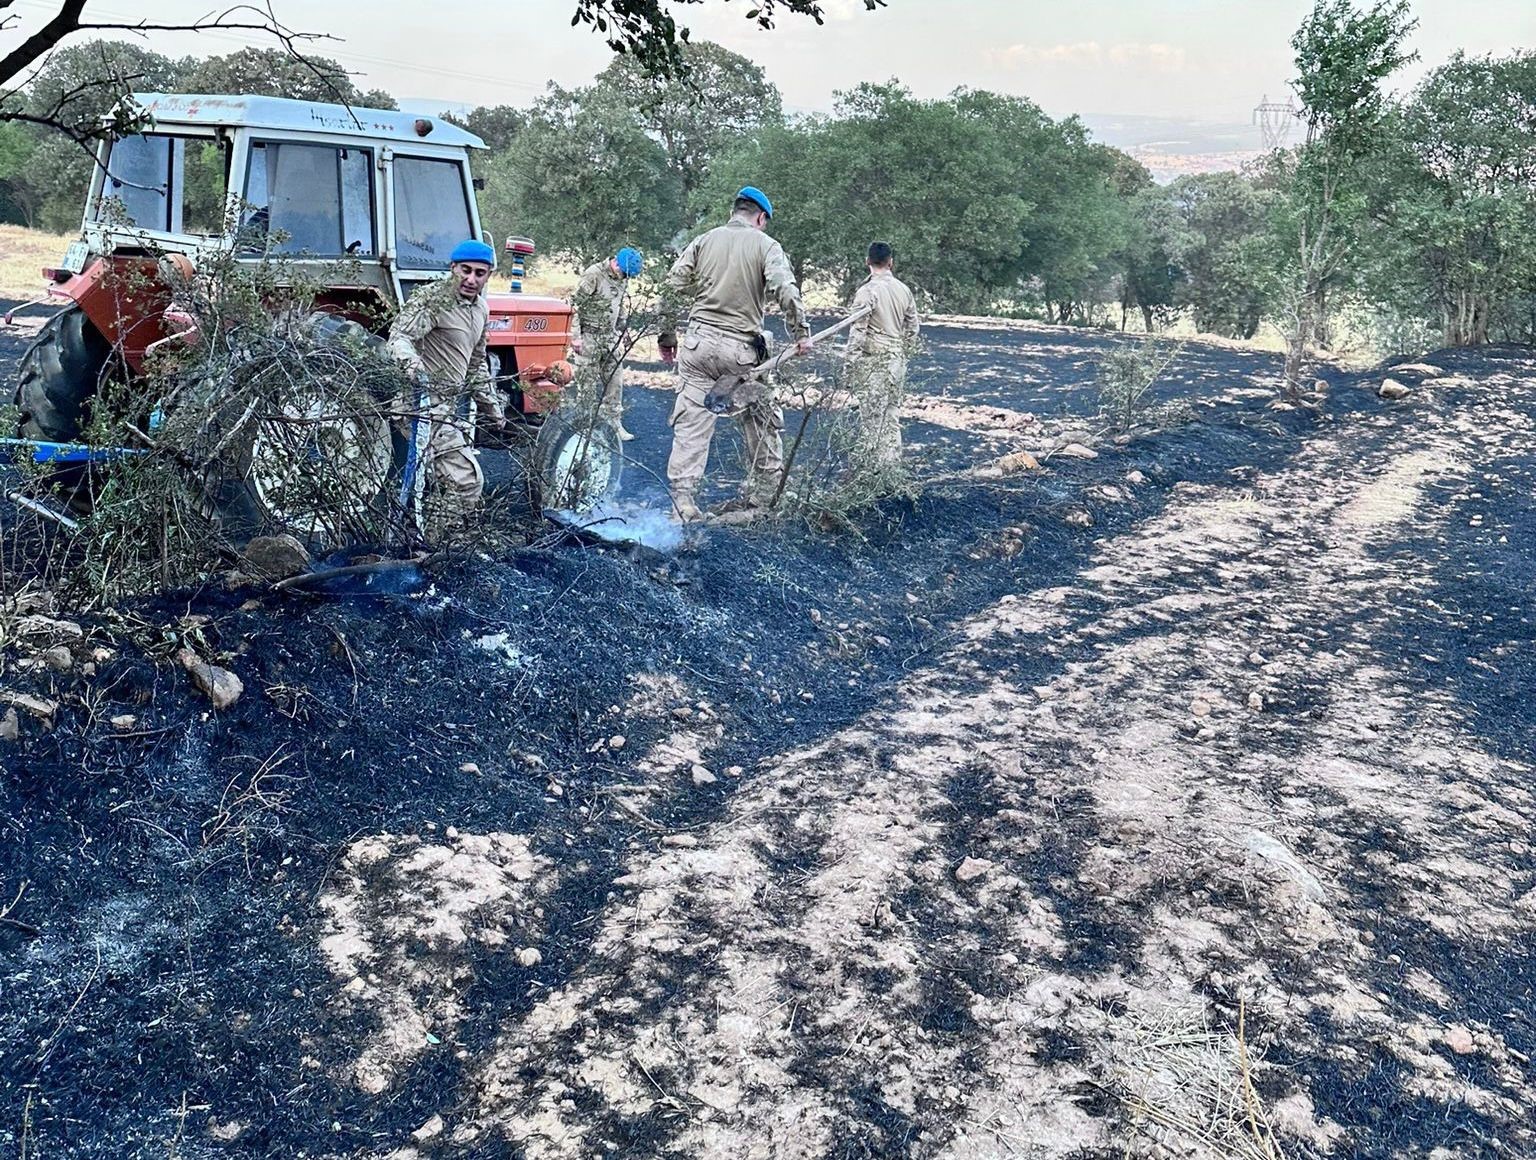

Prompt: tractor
[{"left": 7, "top": 91, "right": 622, "bottom": 541}]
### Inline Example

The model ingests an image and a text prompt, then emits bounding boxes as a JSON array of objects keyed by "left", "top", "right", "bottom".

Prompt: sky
[{"left": 5, "top": 0, "right": 1534, "bottom": 134}]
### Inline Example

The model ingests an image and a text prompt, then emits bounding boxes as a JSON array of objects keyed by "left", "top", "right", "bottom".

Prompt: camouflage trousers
[
  {"left": 399, "top": 394, "right": 483, "bottom": 538},
  {"left": 850, "top": 352, "right": 908, "bottom": 467},
  {"left": 668, "top": 323, "right": 784, "bottom": 507},
  {"left": 581, "top": 328, "right": 624, "bottom": 414}
]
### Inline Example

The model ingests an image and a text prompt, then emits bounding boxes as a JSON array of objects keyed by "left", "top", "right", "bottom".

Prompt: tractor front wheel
[
  {"left": 199, "top": 345, "right": 397, "bottom": 549},
  {"left": 529, "top": 413, "right": 623, "bottom": 513}
]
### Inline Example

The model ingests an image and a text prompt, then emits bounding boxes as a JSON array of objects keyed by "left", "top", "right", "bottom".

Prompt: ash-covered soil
[{"left": 1, "top": 309, "right": 1533, "bottom": 1160}]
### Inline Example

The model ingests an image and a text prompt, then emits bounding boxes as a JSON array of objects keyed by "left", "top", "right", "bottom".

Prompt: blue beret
[
  {"left": 736, "top": 186, "right": 773, "bottom": 219},
  {"left": 450, "top": 239, "right": 496, "bottom": 266}
]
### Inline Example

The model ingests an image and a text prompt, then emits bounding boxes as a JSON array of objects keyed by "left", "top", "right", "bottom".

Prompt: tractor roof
[{"left": 128, "top": 92, "right": 486, "bottom": 149}]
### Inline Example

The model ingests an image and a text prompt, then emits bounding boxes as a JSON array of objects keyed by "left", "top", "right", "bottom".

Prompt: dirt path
[{"left": 324, "top": 359, "right": 1536, "bottom": 1158}]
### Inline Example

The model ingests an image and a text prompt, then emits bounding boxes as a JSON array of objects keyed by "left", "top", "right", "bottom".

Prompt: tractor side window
[
  {"left": 243, "top": 142, "right": 375, "bottom": 257},
  {"left": 101, "top": 134, "right": 228, "bottom": 234},
  {"left": 392, "top": 157, "right": 472, "bottom": 270},
  {"left": 103, "top": 134, "right": 171, "bottom": 229}
]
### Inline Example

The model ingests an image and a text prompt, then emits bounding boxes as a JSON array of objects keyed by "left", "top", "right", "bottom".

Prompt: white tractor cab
[
  {"left": 81, "top": 91, "right": 490, "bottom": 335},
  {"left": 10, "top": 93, "right": 619, "bottom": 529}
]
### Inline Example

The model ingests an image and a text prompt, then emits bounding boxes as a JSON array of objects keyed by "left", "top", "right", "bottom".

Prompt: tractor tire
[
  {"left": 530, "top": 412, "right": 623, "bottom": 513},
  {"left": 14, "top": 306, "right": 116, "bottom": 511},
  {"left": 15, "top": 306, "right": 111, "bottom": 442},
  {"left": 199, "top": 343, "right": 397, "bottom": 550}
]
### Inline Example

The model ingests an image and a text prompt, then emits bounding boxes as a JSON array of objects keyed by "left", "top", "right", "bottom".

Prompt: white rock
[
  {"left": 1442, "top": 1025, "right": 1475, "bottom": 1055},
  {"left": 16, "top": 615, "right": 83, "bottom": 641},
  {"left": 955, "top": 856, "right": 994, "bottom": 882},
  {"left": 241, "top": 533, "right": 311, "bottom": 581},
  {"left": 1056, "top": 442, "right": 1098, "bottom": 459},
  {"left": 1125, "top": 470, "right": 1147, "bottom": 486},
  {"left": 110, "top": 713, "right": 137, "bottom": 731},
  {"left": 1241, "top": 831, "right": 1326, "bottom": 902},
  {"left": 1248, "top": 692, "right": 1264, "bottom": 711},
  {"left": 458, "top": 762, "right": 480, "bottom": 774},
  {"left": 691, "top": 764, "right": 717, "bottom": 786},
  {"left": 515, "top": 947, "right": 542, "bottom": 968},
  {"left": 0, "top": 708, "right": 18, "bottom": 741},
  {"left": 177, "top": 649, "right": 243, "bottom": 710},
  {"left": 1378, "top": 378, "right": 1410, "bottom": 400},
  {"left": 2, "top": 692, "right": 58, "bottom": 721},
  {"left": 411, "top": 1115, "right": 445, "bottom": 1142},
  {"left": 662, "top": 833, "right": 698, "bottom": 848},
  {"left": 608, "top": 734, "right": 626, "bottom": 750},
  {"left": 1190, "top": 698, "right": 1213, "bottom": 718}
]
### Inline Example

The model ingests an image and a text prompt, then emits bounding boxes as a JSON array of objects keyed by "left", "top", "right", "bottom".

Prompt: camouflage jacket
[
  {"left": 574, "top": 259, "right": 628, "bottom": 339},
  {"left": 385, "top": 275, "right": 502, "bottom": 420},
  {"left": 666, "top": 218, "right": 809, "bottom": 342},
  {"left": 846, "top": 270, "right": 920, "bottom": 364}
]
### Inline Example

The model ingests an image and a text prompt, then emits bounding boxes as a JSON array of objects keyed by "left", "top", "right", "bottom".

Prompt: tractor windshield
[
  {"left": 241, "top": 141, "right": 375, "bottom": 258},
  {"left": 98, "top": 133, "right": 229, "bottom": 235},
  {"left": 392, "top": 156, "right": 474, "bottom": 269}
]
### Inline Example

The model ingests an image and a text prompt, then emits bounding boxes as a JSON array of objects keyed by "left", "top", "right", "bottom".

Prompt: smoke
[{"left": 549, "top": 499, "right": 685, "bottom": 552}]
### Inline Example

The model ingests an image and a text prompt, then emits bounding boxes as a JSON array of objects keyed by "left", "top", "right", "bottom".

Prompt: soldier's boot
[{"left": 670, "top": 488, "right": 704, "bottom": 523}]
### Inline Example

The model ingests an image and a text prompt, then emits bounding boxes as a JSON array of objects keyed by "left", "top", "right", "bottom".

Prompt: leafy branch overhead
[
  {"left": 0, "top": 1, "right": 367, "bottom": 139},
  {"left": 570, "top": 0, "right": 888, "bottom": 75}
]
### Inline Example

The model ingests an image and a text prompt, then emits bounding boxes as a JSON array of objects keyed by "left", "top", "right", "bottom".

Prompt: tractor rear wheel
[
  {"left": 14, "top": 306, "right": 117, "bottom": 510},
  {"left": 530, "top": 413, "right": 623, "bottom": 513},
  {"left": 15, "top": 306, "right": 111, "bottom": 443}
]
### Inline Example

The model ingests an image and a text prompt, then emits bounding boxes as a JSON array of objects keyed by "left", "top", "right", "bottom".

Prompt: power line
[{"left": 10, "top": 0, "right": 549, "bottom": 96}]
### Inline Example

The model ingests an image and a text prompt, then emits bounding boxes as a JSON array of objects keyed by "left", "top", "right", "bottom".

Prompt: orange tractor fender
[{"left": 485, "top": 292, "right": 576, "bottom": 415}]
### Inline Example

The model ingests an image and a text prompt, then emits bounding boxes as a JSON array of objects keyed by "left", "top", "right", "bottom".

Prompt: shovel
[{"left": 702, "top": 304, "right": 873, "bottom": 415}]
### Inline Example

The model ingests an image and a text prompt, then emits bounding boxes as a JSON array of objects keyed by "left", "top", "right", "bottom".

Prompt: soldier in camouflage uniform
[
  {"left": 843, "top": 241, "right": 921, "bottom": 467},
  {"left": 385, "top": 239, "right": 505, "bottom": 534},
  {"left": 661, "top": 186, "right": 810, "bottom": 522},
  {"left": 573, "top": 246, "right": 642, "bottom": 441}
]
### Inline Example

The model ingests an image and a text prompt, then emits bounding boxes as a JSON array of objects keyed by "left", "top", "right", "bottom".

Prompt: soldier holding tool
[{"left": 661, "top": 186, "right": 810, "bottom": 522}]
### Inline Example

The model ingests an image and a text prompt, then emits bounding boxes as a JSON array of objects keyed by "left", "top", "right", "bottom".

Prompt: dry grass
[
  {"left": 0, "top": 225, "right": 77, "bottom": 300},
  {"left": 1098, "top": 1000, "right": 1284, "bottom": 1160}
]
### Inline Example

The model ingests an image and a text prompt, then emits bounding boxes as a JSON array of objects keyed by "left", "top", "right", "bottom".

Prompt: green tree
[
  {"left": 17, "top": 40, "right": 189, "bottom": 230},
  {"left": 444, "top": 105, "right": 526, "bottom": 152},
  {"left": 595, "top": 40, "right": 782, "bottom": 195},
  {"left": 703, "top": 84, "right": 1037, "bottom": 311},
  {"left": 1280, "top": 0, "right": 1417, "bottom": 392},
  {"left": 1023, "top": 127, "right": 1139, "bottom": 324},
  {"left": 181, "top": 47, "right": 396, "bottom": 108},
  {"left": 479, "top": 83, "right": 682, "bottom": 267},
  {"left": 1365, "top": 52, "right": 1536, "bottom": 345},
  {"left": 0, "top": 121, "right": 41, "bottom": 224},
  {"left": 1118, "top": 181, "right": 1190, "bottom": 331},
  {"left": 1166, "top": 171, "right": 1282, "bottom": 339}
]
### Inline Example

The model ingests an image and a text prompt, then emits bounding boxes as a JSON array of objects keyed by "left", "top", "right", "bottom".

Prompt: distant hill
[{"left": 1082, "top": 112, "right": 1276, "bottom": 182}]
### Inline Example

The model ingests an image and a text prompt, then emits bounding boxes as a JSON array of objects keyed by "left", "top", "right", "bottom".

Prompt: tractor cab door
[{"left": 383, "top": 149, "right": 481, "bottom": 305}]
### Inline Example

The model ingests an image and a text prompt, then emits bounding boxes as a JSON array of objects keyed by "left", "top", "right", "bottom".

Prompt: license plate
[{"left": 59, "top": 240, "right": 89, "bottom": 275}]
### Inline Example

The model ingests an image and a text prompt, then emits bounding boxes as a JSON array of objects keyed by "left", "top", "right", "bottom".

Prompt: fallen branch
[{"left": 272, "top": 552, "right": 442, "bottom": 592}]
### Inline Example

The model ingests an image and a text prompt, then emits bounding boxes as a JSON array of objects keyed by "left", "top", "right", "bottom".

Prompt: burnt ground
[{"left": 1, "top": 306, "right": 1534, "bottom": 1160}]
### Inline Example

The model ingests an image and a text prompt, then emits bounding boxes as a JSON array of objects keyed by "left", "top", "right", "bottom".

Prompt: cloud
[{"left": 987, "top": 41, "right": 1188, "bottom": 72}]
